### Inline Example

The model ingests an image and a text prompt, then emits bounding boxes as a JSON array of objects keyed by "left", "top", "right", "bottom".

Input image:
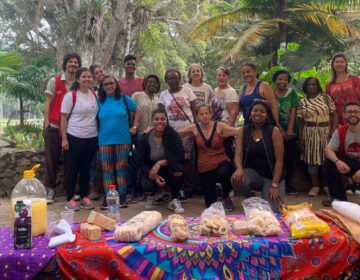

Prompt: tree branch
[
  {"left": 0, "top": 0, "right": 56, "bottom": 50},
  {"left": 153, "top": 0, "right": 173, "bottom": 12}
]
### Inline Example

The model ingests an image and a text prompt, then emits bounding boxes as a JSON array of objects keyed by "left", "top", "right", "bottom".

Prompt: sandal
[{"left": 308, "top": 186, "right": 320, "bottom": 197}]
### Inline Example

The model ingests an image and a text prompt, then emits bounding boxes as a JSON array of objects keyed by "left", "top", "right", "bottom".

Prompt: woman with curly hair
[{"left": 137, "top": 109, "right": 185, "bottom": 213}]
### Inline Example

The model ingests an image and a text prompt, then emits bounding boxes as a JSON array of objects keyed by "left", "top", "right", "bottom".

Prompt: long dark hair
[
  {"left": 98, "top": 75, "right": 122, "bottom": 103},
  {"left": 70, "top": 67, "right": 90, "bottom": 91},
  {"left": 330, "top": 52, "right": 348, "bottom": 84}
]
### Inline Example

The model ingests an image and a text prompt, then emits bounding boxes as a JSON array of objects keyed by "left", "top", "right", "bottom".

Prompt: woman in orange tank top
[{"left": 177, "top": 104, "right": 238, "bottom": 211}]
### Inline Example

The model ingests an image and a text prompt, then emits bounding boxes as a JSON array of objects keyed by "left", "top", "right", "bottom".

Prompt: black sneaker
[
  {"left": 285, "top": 185, "right": 298, "bottom": 195},
  {"left": 178, "top": 189, "right": 187, "bottom": 203},
  {"left": 346, "top": 184, "right": 355, "bottom": 195},
  {"left": 154, "top": 192, "right": 171, "bottom": 205},
  {"left": 322, "top": 198, "right": 335, "bottom": 207}
]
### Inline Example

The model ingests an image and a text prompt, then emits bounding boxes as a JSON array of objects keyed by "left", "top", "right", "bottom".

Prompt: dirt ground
[{"left": 2, "top": 191, "right": 360, "bottom": 227}]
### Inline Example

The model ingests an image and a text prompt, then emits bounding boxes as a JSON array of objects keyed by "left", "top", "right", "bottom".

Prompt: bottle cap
[
  {"left": 109, "top": 185, "right": 116, "bottom": 190},
  {"left": 23, "top": 164, "right": 41, "bottom": 179}
]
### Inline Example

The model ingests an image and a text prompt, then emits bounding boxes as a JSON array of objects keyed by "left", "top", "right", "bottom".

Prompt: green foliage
[
  {"left": 0, "top": 52, "right": 23, "bottom": 74},
  {"left": 1, "top": 124, "right": 44, "bottom": 149}
]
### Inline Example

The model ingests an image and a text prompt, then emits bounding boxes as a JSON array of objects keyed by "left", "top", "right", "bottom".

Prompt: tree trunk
[
  {"left": 19, "top": 95, "right": 24, "bottom": 127},
  {"left": 279, "top": 0, "right": 287, "bottom": 50}
]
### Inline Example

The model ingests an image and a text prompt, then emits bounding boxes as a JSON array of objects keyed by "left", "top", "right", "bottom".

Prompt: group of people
[{"left": 43, "top": 52, "right": 360, "bottom": 214}]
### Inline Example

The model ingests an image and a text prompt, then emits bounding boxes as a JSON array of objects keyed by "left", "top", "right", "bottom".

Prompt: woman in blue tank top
[{"left": 239, "top": 62, "right": 283, "bottom": 134}]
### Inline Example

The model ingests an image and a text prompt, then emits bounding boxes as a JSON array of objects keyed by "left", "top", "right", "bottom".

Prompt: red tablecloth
[{"left": 56, "top": 215, "right": 360, "bottom": 280}]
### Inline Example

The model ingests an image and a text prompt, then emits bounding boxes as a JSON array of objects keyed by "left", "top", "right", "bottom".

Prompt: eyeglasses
[
  {"left": 125, "top": 63, "right": 136, "bottom": 66},
  {"left": 103, "top": 82, "right": 115, "bottom": 87},
  {"left": 344, "top": 110, "right": 360, "bottom": 115}
]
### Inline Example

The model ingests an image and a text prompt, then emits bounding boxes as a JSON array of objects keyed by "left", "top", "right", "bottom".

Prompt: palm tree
[
  {"left": 0, "top": 52, "right": 22, "bottom": 74},
  {"left": 189, "top": 0, "right": 360, "bottom": 62}
]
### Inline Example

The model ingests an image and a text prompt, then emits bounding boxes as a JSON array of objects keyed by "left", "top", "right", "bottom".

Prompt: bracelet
[
  {"left": 156, "top": 160, "right": 161, "bottom": 166},
  {"left": 271, "top": 183, "right": 278, "bottom": 188},
  {"left": 335, "top": 159, "right": 340, "bottom": 163},
  {"left": 132, "top": 126, "right": 137, "bottom": 130}
]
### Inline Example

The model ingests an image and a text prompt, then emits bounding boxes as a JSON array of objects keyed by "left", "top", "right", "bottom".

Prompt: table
[
  {"left": 57, "top": 215, "right": 360, "bottom": 279},
  {"left": 0, "top": 227, "right": 56, "bottom": 279}
]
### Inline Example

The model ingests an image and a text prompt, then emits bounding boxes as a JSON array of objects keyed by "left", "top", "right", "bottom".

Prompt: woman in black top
[
  {"left": 232, "top": 100, "right": 285, "bottom": 212},
  {"left": 137, "top": 109, "right": 185, "bottom": 214}
]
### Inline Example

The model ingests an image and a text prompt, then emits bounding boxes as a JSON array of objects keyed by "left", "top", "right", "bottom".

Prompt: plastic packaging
[
  {"left": 282, "top": 208, "right": 330, "bottom": 238},
  {"left": 114, "top": 211, "right": 162, "bottom": 242},
  {"left": 11, "top": 164, "right": 47, "bottom": 237},
  {"left": 332, "top": 201, "right": 360, "bottom": 224},
  {"left": 107, "top": 185, "right": 120, "bottom": 222},
  {"left": 168, "top": 214, "right": 190, "bottom": 242},
  {"left": 198, "top": 202, "right": 230, "bottom": 237},
  {"left": 233, "top": 220, "right": 251, "bottom": 235},
  {"left": 242, "top": 197, "right": 281, "bottom": 236},
  {"left": 280, "top": 202, "right": 313, "bottom": 214}
]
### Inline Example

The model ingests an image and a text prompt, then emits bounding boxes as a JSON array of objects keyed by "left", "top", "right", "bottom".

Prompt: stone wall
[{"left": 0, "top": 148, "right": 47, "bottom": 196}]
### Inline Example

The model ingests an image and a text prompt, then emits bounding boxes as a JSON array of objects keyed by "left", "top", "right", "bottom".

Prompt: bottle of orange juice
[{"left": 11, "top": 164, "right": 47, "bottom": 237}]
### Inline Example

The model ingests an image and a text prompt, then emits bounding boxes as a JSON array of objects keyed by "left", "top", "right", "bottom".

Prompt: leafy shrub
[{"left": 1, "top": 123, "right": 44, "bottom": 149}]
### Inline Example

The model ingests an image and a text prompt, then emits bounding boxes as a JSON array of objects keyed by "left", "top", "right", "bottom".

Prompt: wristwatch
[{"left": 271, "top": 183, "right": 278, "bottom": 188}]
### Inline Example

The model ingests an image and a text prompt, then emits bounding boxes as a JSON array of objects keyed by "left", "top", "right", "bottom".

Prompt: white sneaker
[
  {"left": 145, "top": 196, "right": 155, "bottom": 210},
  {"left": 168, "top": 198, "right": 184, "bottom": 214},
  {"left": 74, "top": 194, "right": 80, "bottom": 201}
]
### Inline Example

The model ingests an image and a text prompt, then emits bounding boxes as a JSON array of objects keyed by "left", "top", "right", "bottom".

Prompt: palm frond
[{"left": 225, "top": 19, "right": 284, "bottom": 62}]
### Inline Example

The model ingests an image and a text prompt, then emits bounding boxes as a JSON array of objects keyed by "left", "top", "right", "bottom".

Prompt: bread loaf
[
  {"left": 233, "top": 220, "right": 251, "bottom": 235},
  {"left": 168, "top": 214, "right": 190, "bottom": 242},
  {"left": 80, "top": 223, "right": 102, "bottom": 240},
  {"left": 87, "top": 211, "right": 116, "bottom": 231}
]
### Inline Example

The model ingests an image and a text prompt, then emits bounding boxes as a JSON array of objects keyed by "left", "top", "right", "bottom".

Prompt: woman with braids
[
  {"left": 60, "top": 67, "right": 98, "bottom": 211},
  {"left": 97, "top": 75, "right": 141, "bottom": 209},
  {"left": 298, "top": 77, "right": 337, "bottom": 197},
  {"left": 231, "top": 100, "right": 285, "bottom": 213}
]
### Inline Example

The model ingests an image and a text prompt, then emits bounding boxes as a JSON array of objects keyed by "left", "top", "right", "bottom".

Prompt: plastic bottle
[
  {"left": 107, "top": 185, "right": 120, "bottom": 222},
  {"left": 11, "top": 164, "right": 47, "bottom": 237}
]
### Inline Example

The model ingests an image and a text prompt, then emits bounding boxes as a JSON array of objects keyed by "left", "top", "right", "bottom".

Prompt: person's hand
[
  {"left": 298, "top": 139, "right": 305, "bottom": 152},
  {"left": 155, "top": 176, "right": 166, "bottom": 187},
  {"left": 129, "top": 126, "right": 137, "bottom": 135},
  {"left": 286, "top": 128, "right": 295, "bottom": 141},
  {"left": 353, "top": 170, "right": 360, "bottom": 183},
  {"left": 336, "top": 160, "right": 350, "bottom": 174},
  {"left": 44, "top": 120, "right": 49, "bottom": 129},
  {"left": 268, "top": 186, "right": 282, "bottom": 205},
  {"left": 144, "top": 126, "right": 153, "bottom": 134},
  {"left": 231, "top": 168, "right": 244, "bottom": 186},
  {"left": 62, "top": 139, "right": 69, "bottom": 150},
  {"left": 149, "top": 162, "right": 161, "bottom": 180}
]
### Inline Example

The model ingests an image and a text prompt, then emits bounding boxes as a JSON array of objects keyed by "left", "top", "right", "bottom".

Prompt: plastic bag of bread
[
  {"left": 168, "top": 214, "right": 190, "bottom": 242},
  {"left": 282, "top": 208, "right": 330, "bottom": 238},
  {"left": 198, "top": 202, "right": 230, "bottom": 237},
  {"left": 243, "top": 198, "right": 281, "bottom": 236},
  {"left": 233, "top": 220, "right": 251, "bottom": 235},
  {"left": 114, "top": 211, "right": 162, "bottom": 242}
]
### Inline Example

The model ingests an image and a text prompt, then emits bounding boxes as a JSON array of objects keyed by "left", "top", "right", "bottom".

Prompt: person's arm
[
  {"left": 218, "top": 122, "right": 239, "bottom": 137},
  {"left": 60, "top": 113, "right": 69, "bottom": 150},
  {"left": 129, "top": 107, "right": 141, "bottom": 135},
  {"left": 261, "top": 83, "right": 282, "bottom": 130},
  {"left": 44, "top": 94, "right": 53, "bottom": 128},
  {"left": 329, "top": 112, "right": 338, "bottom": 137},
  {"left": 177, "top": 124, "right": 195, "bottom": 137},
  {"left": 190, "top": 100, "right": 197, "bottom": 123},
  {"left": 268, "top": 127, "right": 284, "bottom": 204},
  {"left": 231, "top": 128, "right": 245, "bottom": 185},
  {"left": 226, "top": 102, "right": 239, "bottom": 127},
  {"left": 286, "top": 107, "right": 297, "bottom": 140},
  {"left": 325, "top": 148, "right": 351, "bottom": 174}
]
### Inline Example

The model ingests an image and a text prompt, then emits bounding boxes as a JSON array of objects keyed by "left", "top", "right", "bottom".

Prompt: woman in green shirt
[{"left": 273, "top": 70, "right": 299, "bottom": 195}]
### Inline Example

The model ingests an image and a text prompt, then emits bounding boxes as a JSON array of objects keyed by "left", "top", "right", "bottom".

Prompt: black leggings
[
  {"left": 66, "top": 134, "right": 98, "bottom": 201},
  {"left": 199, "top": 161, "right": 233, "bottom": 207},
  {"left": 141, "top": 166, "right": 183, "bottom": 199}
]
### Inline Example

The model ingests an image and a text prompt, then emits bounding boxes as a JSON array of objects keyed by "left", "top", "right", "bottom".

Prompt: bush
[{"left": 1, "top": 123, "right": 44, "bottom": 149}]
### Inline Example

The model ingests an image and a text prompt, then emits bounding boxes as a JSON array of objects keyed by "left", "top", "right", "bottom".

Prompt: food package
[
  {"left": 280, "top": 202, "right": 313, "bottom": 214},
  {"left": 168, "top": 214, "right": 190, "bottom": 242},
  {"left": 87, "top": 211, "right": 116, "bottom": 231},
  {"left": 332, "top": 201, "right": 360, "bottom": 224},
  {"left": 233, "top": 220, "right": 251, "bottom": 235},
  {"left": 114, "top": 211, "right": 162, "bottom": 242},
  {"left": 198, "top": 202, "right": 230, "bottom": 237},
  {"left": 80, "top": 223, "right": 102, "bottom": 241},
  {"left": 243, "top": 197, "right": 281, "bottom": 236},
  {"left": 283, "top": 208, "right": 330, "bottom": 238}
]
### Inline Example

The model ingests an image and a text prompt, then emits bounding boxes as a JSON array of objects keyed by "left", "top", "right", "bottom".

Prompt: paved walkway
[{"left": 1, "top": 192, "right": 360, "bottom": 227}]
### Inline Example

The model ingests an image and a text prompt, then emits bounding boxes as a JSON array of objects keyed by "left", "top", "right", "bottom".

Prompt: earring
[{"left": 248, "top": 116, "right": 252, "bottom": 121}]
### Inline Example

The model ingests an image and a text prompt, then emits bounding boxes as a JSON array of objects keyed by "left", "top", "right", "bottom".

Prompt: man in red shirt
[
  {"left": 44, "top": 53, "right": 81, "bottom": 204},
  {"left": 322, "top": 101, "right": 360, "bottom": 207},
  {"left": 118, "top": 54, "right": 143, "bottom": 97}
]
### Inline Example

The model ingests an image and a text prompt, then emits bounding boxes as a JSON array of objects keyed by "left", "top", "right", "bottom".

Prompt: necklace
[{"left": 200, "top": 124, "right": 212, "bottom": 138}]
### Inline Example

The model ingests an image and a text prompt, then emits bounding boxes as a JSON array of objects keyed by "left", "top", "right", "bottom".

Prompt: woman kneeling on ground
[
  {"left": 177, "top": 104, "right": 238, "bottom": 211},
  {"left": 231, "top": 100, "right": 285, "bottom": 213},
  {"left": 137, "top": 109, "right": 185, "bottom": 213}
]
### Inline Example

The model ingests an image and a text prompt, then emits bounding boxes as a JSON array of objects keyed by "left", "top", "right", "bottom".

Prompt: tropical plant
[
  {"left": 1, "top": 123, "right": 44, "bottom": 149},
  {"left": 0, "top": 51, "right": 22, "bottom": 74}
]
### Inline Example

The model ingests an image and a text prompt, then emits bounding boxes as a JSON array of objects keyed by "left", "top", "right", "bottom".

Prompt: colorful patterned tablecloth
[
  {"left": 56, "top": 215, "right": 360, "bottom": 280},
  {"left": 0, "top": 227, "right": 56, "bottom": 280}
]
